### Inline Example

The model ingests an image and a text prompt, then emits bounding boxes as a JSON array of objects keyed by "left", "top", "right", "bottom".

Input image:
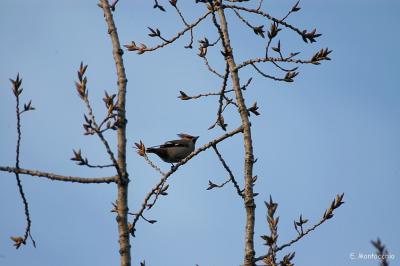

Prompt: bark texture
[
  {"left": 217, "top": 6, "right": 256, "bottom": 266},
  {"left": 100, "top": 1, "right": 131, "bottom": 266}
]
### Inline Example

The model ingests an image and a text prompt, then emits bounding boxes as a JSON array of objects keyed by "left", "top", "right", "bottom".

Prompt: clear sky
[{"left": 0, "top": 1, "right": 399, "bottom": 266}]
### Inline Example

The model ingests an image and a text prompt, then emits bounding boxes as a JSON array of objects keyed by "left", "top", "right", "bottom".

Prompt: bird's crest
[{"left": 177, "top": 133, "right": 196, "bottom": 140}]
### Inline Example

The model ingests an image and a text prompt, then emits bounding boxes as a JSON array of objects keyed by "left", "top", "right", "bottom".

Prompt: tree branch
[
  {"left": 8, "top": 75, "right": 36, "bottom": 248},
  {"left": 124, "top": 10, "right": 211, "bottom": 54},
  {"left": 223, "top": 4, "right": 322, "bottom": 43},
  {"left": 371, "top": 238, "right": 390, "bottom": 266},
  {"left": 83, "top": 95, "right": 122, "bottom": 175},
  {"left": 202, "top": 56, "right": 224, "bottom": 78},
  {"left": 100, "top": 1, "right": 131, "bottom": 266},
  {"left": 211, "top": 2, "right": 256, "bottom": 265},
  {"left": 211, "top": 144, "right": 243, "bottom": 198},
  {"left": 235, "top": 56, "right": 315, "bottom": 71},
  {"left": 171, "top": 1, "right": 194, "bottom": 48},
  {"left": 0, "top": 166, "right": 117, "bottom": 184},
  {"left": 255, "top": 193, "right": 345, "bottom": 263},
  {"left": 251, "top": 63, "right": 288, "bottom": 82}
]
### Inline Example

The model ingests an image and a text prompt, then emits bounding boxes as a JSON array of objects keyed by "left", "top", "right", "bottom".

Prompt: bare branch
[
  {"left": 99, "top": 1, "right": 131, "bottom": 266},
  {"left": 153, "top": 0, "right": 166, "bottom": 12},
  {"left": 281, "top": 1, "right": 301, "bottom": 22},
  {"left": 251, "top": 63, "right": 289, "bottom": 82},
  {"left": 211, "top": 144, "right": 243, "bottom": 198},
  {"left": 0, "top": 166, "right": 117, "bottom": 184},
  {"left": 206, "top": 178, "right": 230, "bottom": 190},
  {"left": 255, "top": 193, "right": 345, "bottom": 263},
  {"left": 235, "top": 56, "right": 316, "bottom": 71},
  {"left": 70, "top": 149, "right": 115, "bottom": 169},
  {"left": 223, "top": 4, "right": 322, "bottom": 43},
  {"left": 202, "top": 56, "right": 224, "bottom": 78},
  {"left": 210, "top": 63, "right": 230, "bottom": 131},
  {"left": 143, "top": 153, "right": 166, "bottom": 176},
  {"left": 86, "top": 163, "right": 115, "bottom": 168},
  {"left": 371, "top": 238, "right": 390, "bottom": 266},
  {"left": 124, "top": 10, "right": 212, "bottom": 54},
  {"left": 233, "top": 9, "right": 265, "bottom": 39},
  {"left": 8, "top": 74, "right": 36, "bottom": 248},
  {"left": 170, "top": 1, "right": 194, "bottom": 48},
  {"left": 260, "top": 196, "right": 279, "bottom": 265},
  {"left": 178, "top": 90, "right": 223, "bottom": 100},
  {"left": 134, "top": 141, "right": 166, "bottom": 176},
  {"left": 256, "top": 0, "right": 264, "bottom": 11},
  {"left": 75, "top": 63, "right": 121, "bottom": 177},
  {"left": 208, "top": 98, "right": 237, "bottom": 130},
  {"left": 110, "top": 0, "right": 119, "bottom": 11},
  {"left": 210, "top": 2, "right": 257, "bottom": 264},
  {"left": 85, "top": 91, "right": 121, "bottom": 173}
]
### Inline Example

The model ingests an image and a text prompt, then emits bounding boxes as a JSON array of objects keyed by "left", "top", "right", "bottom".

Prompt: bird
[{"left": 146, "top": 134, "right": 199, "bottom": 165}]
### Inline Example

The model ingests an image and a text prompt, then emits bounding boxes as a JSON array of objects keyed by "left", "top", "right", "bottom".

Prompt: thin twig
[
  {"left": 83, "top": 96, "right": 122, "bottom": 177},
  {"left": 218, "top": 63, "right": 230, "bottom": 112},
  {"left": 271, "top": 60, "right": 299, "bottom": 73},
  {"left": 172, "top": 2, "right": 194, "bottom": 48},
  {"left": 75, "top": 63, "right": 121, "bottom": 177},
  {"left": 255, "top": 218, "right": 325, "bottom": 263},
  {"left": 235, "top": 56, "right": 313, "bottom": 71},
  {"left": 280, "top": 1, "right": 300, "bottom": 22},
  {"left": 178, "top": 87, "right": 238, "bottom": 101},
  {"left": 110, "top": 0, "right": 119, "bottom": 11},
  {"left": 241, "top": 77, "right": 253, "bottom": 90},
  {"left": 371, "top": 238, "right": 390, "bottom": 266},
  {"left": 251, "top": 63, "right": 287, "bottom": 81},
  {"left": 202, "top": 56, "right": 224, "bottom": 78},
  {"left": 265, "top": 37, "right": 273, "bottom": 58},
  {"left": 212, "top": 144, "right": 243, "bottom": 198},
  {"left": 98, "top": 113, "right": 118, "bottom": 131},
  {"left": 223, "top": 4, "right": 321, "bottom": 43},
  {"left": 125, "top": 11, "right": 211, "bottom": 54},
  {"left": 207, "top": 178, "right": 230, "bottom": 190},
  {"left": 254, "top": 193, "right": 345, "bottom": 262},
  {"left": 179, "top": 91, "right": 223, "bottom": 100},
  {"left": 208, "top": 98, "right": 237, "bottom": 130},
  {"left": 9, "top": 75, "right": 36, "bottom": 248},
  {"left": 70, "top": 149, "right": 116, "bottom": 169},
  {"left": 86, "top": 163, "right": 115, "bottom": 169},
  {"left": 225, "top": 0, "right": 250, "bottom": 2},
  {"left": 153, "top": 0, "right": 165, "bottom": 12},
  {"left": 146, "top": 180, "right": 169, "bottom": 211},
  {"left": 233, "top": 9, "right": 259, "bottom": 34},
  {"left": 143, "top": 153, "right": 166, "bottom": 176},
  {"left": 210, "top": 63, "right": 230, "bottom": 131},
  {"left": 256, "top": 0, "right": 264, "bottom": 11}
]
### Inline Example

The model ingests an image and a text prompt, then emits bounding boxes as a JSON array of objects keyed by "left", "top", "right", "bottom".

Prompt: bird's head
[{"left": 178, "top": 133, "right": 199, "bottom": 144}]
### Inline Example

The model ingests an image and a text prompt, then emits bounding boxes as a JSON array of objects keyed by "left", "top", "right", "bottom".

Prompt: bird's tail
[
  {"left": 146, "top": 147, "right": 168, "bottom": 160},
  {"left": 146, "top": 147, "right": 156, "bottom": 153}
]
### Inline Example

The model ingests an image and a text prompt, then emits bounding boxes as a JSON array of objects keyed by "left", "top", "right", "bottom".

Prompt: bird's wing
[{"left": 160, "top": 139, "right": 189, "bottom": 148}]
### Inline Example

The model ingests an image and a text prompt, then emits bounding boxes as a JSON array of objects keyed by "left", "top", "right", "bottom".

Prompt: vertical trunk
[
  {"left": 101, "top": 1, "right": 131, "bottom": 266},
  {"left": 217, "top": 6, "right": 256, "bottom": 266}
]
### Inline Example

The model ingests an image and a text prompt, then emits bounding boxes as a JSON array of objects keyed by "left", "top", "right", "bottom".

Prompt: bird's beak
[{"left": 193, "top": 136, "right": 199, "bottom": 143}]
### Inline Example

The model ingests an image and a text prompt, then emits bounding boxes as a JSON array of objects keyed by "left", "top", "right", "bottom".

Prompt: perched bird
[{"left": 146, "top": 134, "right": 199, "bottom": 165}]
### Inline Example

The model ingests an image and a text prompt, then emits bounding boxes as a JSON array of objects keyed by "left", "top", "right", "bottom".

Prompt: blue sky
[{"left": 0, "top": 1, "right": 399, "bottom": 266}]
